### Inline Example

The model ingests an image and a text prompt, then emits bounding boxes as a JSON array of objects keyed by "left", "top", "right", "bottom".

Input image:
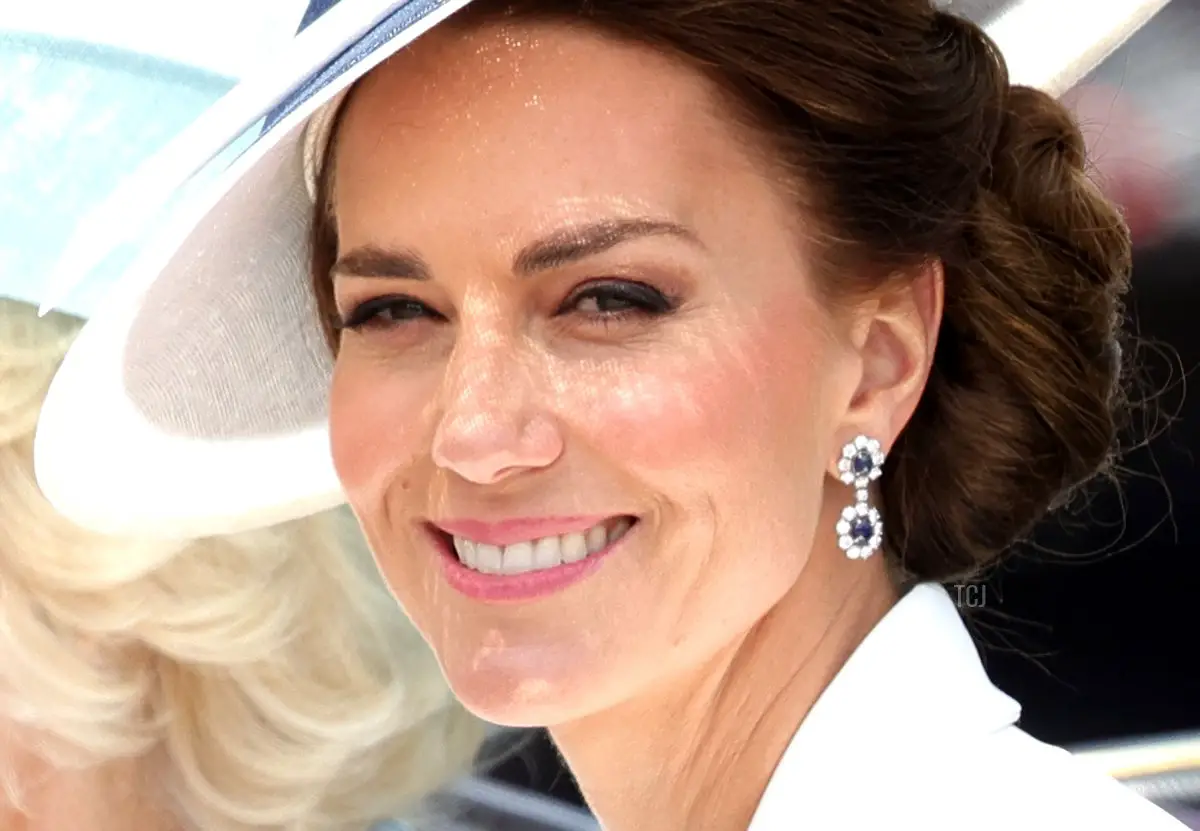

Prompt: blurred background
[{"left": 2, "top": 0, "right": 1198, "bottom": 828}]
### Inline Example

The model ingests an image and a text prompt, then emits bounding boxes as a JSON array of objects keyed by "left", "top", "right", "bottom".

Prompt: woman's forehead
[
  {"left": 358, "top": 18, "right": 683, "bottom": 100},
  {"left": 340, "top": 19, "right": 724, "bottom": 152},
  {"left": 331, "top": 20, "right": 766, "bottom": 242}
]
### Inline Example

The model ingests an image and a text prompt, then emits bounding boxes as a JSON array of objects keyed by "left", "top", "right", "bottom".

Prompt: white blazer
[{"left": 748, "top": 583, "right": 1188, "bottom": 830}]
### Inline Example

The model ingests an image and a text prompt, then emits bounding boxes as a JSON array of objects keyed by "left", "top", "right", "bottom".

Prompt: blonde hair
[{"left": 0, "top": 299, "right": 483, "bottom": 829}]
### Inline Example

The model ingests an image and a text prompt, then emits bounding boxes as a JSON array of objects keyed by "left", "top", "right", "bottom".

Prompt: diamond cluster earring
[{"left": 835, "top": 435, "right": 885, "bottom": 560}]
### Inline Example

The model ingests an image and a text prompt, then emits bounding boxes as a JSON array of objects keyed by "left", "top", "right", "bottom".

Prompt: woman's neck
[{"left": 550, "top": 553, "right": 897, "bottom": 831}]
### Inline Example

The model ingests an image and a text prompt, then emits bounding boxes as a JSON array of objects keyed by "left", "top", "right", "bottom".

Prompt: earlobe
[{"left": 842, "top": 260, "right": 944, "bottom": 444}]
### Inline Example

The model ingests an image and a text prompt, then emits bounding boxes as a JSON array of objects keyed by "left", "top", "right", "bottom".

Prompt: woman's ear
[{"left": 841, "top": 260, "right": 944, "bottom": 448}]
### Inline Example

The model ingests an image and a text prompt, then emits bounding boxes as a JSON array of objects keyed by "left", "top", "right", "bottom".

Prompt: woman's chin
[{"left": 441, "top": 662, "right": 605, "bottom": 729}]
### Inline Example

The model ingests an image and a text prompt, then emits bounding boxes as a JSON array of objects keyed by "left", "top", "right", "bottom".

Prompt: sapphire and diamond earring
[{"left": 836, "top": 435, "right": 884, "bottom": 560}]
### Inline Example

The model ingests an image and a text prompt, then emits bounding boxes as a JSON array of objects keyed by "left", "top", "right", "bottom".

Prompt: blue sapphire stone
[
  {"left": 851, "top": 449, "right": 874, "bottom": 476},
  {"left": 850, "top": 517, "right": 874, "bottom": 542}
]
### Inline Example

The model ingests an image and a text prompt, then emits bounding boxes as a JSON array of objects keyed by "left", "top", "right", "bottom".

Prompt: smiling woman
[{"left": 29, "top": 1, "right": 1188, "bottom": 829}]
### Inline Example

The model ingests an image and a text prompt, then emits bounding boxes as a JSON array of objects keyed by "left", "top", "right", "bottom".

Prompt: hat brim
[
  {"left": 34, "top": 0, "right": 475, "bottom": 538},
  {"left": 34, "top": 117, "right": 344, "bottom": 538},
  {"left": 34, "top": 0, "right": 1169, "bottom": 538}
]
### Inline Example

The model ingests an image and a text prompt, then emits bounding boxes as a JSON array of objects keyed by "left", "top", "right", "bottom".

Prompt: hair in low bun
[
  {"left": 883, "top": 15, "right": 1131, "bottom": 581},
  {"left": 308, "top": 1, "right": 1133, "bottom": 581}
]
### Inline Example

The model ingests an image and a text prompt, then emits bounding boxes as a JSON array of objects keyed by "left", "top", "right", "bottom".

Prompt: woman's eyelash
[
  {"left": 558, "top": 280, "right": 677, "bottom": 319},
  {"left": 337, "top": 279, "right": 677, "bottom": 333},
  {"left": 338, "top": 296, "right": 441, "bottom": 331}
]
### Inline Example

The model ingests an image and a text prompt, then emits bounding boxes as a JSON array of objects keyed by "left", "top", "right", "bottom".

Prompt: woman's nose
[{"left": 430, "top": 341, "right": 564, "bottom": 485}]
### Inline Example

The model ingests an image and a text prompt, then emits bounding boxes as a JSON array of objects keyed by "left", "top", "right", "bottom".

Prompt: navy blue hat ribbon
[{"left": 261, "top": 0, "right": 455, "bottom": 134}]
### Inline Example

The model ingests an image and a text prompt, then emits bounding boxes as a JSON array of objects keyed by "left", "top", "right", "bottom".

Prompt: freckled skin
[{"left": 329, "top": 22, "right": 872, "bottom": 726}]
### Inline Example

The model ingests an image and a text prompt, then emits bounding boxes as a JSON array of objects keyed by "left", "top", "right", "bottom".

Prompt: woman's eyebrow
[
  {"left": 511, "top": 217, "right": 701, "bottom": 275},
  {"left": 332, "top": 217, "right": 700, "bottom": 281},
  {"left": 332, "top": 246, "right": 431, "bottom": 281}
]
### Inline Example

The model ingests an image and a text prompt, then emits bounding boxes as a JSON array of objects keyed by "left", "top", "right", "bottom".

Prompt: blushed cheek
[
  {"left": 565, "top": 358, "right": 738, "bottom": 472},
  {"left": 563, "top": 323, "right": 833, "bottom": 478}
]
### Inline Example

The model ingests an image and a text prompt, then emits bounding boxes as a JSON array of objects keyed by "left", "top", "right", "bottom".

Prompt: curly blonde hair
[{"left": 0, "top": 299, "right": 483, "bottom": 829}]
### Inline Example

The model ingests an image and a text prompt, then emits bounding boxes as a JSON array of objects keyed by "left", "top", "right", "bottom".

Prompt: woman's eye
[
  {"left": 338, "top": 296, "right": 442, "bottom": 332},
  {"left": 561, "top": 280, "right": 676, "bottom": 320}
]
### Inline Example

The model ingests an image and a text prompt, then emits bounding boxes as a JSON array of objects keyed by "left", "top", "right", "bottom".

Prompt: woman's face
[{"left": 328, "top": 20, "right": 870, "bottom": 725}]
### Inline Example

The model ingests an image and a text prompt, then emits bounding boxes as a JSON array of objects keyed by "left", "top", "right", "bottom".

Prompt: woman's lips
[{"left": 426, "top": 515, "right": 638, "bottom": 602}]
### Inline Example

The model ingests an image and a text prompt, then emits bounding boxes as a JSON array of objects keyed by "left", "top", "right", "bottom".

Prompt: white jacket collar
[{"left": 750, "top": 582, "right": 1020, "bottom": 826}]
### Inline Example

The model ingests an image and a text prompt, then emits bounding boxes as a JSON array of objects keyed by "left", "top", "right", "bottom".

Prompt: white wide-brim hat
[{"left": 33, "top": 0, "right": 1170, "bottom": 538}]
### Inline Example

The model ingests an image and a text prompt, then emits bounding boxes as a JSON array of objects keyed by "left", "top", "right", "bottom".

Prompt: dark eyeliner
[
  {"left": 338, "top": 295, "right": 436, "bottom": 331},
  {"left": 559, "top": 279, "right": 677, "bottom": 316}
]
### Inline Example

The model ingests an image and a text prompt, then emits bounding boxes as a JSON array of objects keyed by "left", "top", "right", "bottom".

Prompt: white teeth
[
  {"left": 454, "top": 537, "right": 478, "bottom": 569},
  {"left": 560, "top": 532, "right": 588, "bottom": 564},
  {"left": 585, "top": 524, "right": 608, "bottom": 555},
  {"left": 450, "top": 518, "right": 634, "bottom": 575},
  {"left": 476, "top": 544, "right": 503, "bottom": 573},
  {"left": 503, "top": 541, "right": 534, "bottom": 573},
  {"left": 608, "top": 517, "right": 632, "bottom": 543},
  {"left": 532, "top": 537, "right": 562, "bottom": 569}
]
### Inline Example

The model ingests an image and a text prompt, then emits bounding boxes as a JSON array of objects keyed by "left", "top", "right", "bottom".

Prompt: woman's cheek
[
  {"left": 556, "top": 331, "right": 798, "bottom": 473},
  {"left": 329, "top": 358, "right": 437, "bottom": 501}
]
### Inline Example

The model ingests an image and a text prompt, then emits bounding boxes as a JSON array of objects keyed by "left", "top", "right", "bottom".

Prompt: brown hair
[{"left": 310, "top": 0, "right": 1131, "bottom": 583}]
